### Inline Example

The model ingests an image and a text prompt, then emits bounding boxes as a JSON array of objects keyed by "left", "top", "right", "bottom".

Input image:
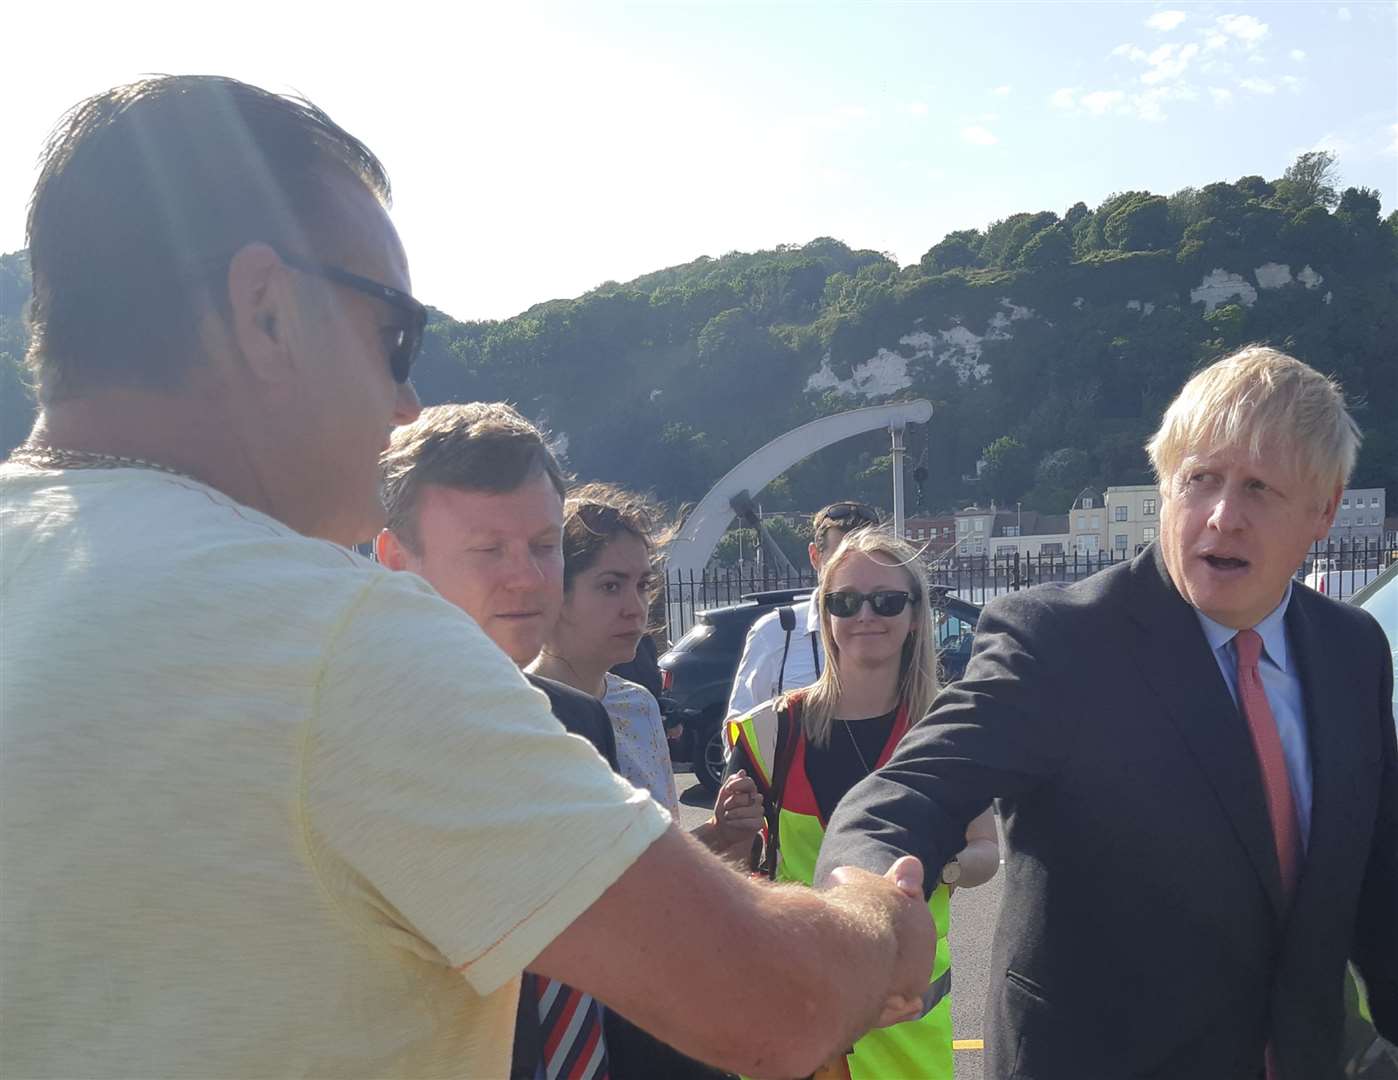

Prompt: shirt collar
[
  {"left": 804, "top": 596, "right": 821, "bottom": 634},
  {"left": 1193, "top": 583, "right": 1293, "bottom": 673}
]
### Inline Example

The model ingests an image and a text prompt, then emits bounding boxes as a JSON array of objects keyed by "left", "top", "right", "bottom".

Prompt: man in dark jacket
[{"left": 818, "top": 347, "right": 1397, "bottom": 1079}]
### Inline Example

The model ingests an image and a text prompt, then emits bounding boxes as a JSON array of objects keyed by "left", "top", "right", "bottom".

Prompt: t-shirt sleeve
[
  {"left": 300, "top": 575, "right": 671, "bottom": 995},
  {"left": 725, "top": 617, "right": 779, "bottom": 725}
]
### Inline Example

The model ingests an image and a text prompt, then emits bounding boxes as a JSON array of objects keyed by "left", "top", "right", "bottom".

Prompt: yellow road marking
[{"left": 952, "top": 1039, "right": 984, "bottom": 1051}]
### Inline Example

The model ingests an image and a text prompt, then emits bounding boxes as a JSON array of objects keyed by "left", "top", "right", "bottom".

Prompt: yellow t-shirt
[{"left": 0, "top": 465, "right": 670, "bottom": 1079}]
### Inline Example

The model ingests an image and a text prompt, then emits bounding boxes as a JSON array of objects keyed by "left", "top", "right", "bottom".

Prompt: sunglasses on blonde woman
[{"left": 824, "top": 589, "right": 917, "bottom": 619}]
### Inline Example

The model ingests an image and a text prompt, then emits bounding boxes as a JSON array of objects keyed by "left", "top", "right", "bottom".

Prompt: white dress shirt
[{"left": 725, "top": 597, "right": 823, "bottom": 723}]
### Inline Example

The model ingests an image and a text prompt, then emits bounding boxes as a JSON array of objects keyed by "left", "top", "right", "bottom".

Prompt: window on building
[
  {"left": 974, "top": 519, "right": 984, "bottom": 532},
  {"left": 1041, "top": 542, "right": 1063, "bottom": 555},
  {"left": 1076, "top": 514, "right": 1085, "bottom": 529},
  {"left": 1115, "top": 506, "right": 1128, "bottom": 522},
  {"left": 1004, "top": 526, "right": 1020, "bottom": 536},
  {"left": 958, "top": 519, "right": 968, "bottom": 533},
  {"left": 1143, "top": 527, "right": 1156, "bottom": 542},
  {"left": 1143, "top": 498, "right": 1156, "bottom": 516},
  {"left": 1114, "top": 534, "right": 1128, "bottom": 550},
  {"left": 1372, "top": 496, "right": 1382, "bottom": 507},
  {"left": 1342, "top": 497, "right": 1350, "bottom": 508},
  {"left": 1083, "top": 497, "right": 1094, "bottom": 509},
  {"left": 997, "top": 545, "right": 1018, "bottom": 558},
  {"left": 1375, "top": 515, "right": 1382, "bottom": 526},
  {"left": 1091, "top": 514, "right": 1101, "bottom": 529}
]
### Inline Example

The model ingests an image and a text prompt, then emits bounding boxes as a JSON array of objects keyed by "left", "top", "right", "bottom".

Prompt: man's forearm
[{"left": 531, "top": 829, "right": 932, "bottom": 1079}]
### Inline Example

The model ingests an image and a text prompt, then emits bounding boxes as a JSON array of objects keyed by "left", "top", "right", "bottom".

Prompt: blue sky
[{"left": 3, "top": 1, "right": 1395, "bottom": 321}]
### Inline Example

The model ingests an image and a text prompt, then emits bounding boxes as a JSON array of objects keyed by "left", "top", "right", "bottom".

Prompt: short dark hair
[
  {"left": 25, "top": 75, "right": 390, "bottom": 403},
  {"left": 380, "top": 402, "right": 569, "bottom": 552},
  {"left": 812, "top": 501, "right": 881, "bottom": 550},
  {"left": 561, "top": 482, "right": 667, "bottom": 593}
]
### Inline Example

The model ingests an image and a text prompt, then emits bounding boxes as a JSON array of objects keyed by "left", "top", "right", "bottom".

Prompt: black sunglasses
[
  {"left": 278, "top": 252, "right": 427, "bottom": 384},
  {"left": 824, "top": 589, "right": 918, "bottom": 618},
  {"left": 819, "top": 502, "right": 881, "bottom": 527}
]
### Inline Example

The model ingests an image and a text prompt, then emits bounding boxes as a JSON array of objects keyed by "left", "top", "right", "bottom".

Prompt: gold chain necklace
[{"left": 7, "top": 445, "right": 194, "bottom": 482}]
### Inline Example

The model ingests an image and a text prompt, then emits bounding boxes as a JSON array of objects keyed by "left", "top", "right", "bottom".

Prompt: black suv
[{"left": 660, "top": 587, "right": 983, "bottom": 793}]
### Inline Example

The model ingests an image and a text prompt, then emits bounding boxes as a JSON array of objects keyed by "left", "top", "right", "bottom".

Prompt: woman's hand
[{"left": 711, "top": 769, "right": 764, "bottom": 850}]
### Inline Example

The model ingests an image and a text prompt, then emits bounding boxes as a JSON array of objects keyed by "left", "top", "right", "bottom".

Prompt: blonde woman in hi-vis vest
[{"left": 726, "top": 527, "right": 999, "bottom": 1080}]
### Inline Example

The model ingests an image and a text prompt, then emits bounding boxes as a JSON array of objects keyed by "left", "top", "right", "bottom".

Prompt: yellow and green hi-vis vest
[{"left": 728, "top": 696, "right": 953, "bottom": 1080}]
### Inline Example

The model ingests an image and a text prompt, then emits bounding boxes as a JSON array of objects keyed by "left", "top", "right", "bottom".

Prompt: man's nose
[
  {"left": 501, "top": 548, "right": 548, "bottom": 587},
  {"left": 393, "top": 380, "right": 423, "bottom": 425},
  {"left": 1207, "top": 489, "right": 1246, "bottom": 531}
]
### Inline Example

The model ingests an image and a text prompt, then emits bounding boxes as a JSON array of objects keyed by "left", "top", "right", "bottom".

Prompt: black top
[
  {"left": 804, "top": 709, "right": 898, "bottom": 822},
  {"left": 525, "top": 672, "right": 619, "bottom": 768}
]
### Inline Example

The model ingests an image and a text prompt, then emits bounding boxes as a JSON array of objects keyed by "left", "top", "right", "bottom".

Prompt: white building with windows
[
  {"left": 1104, "top": 484, "right": 1163, "bottom": 556},
  {"left": 1329, "top": 488, "right": 1386, "bottom": 547},
  {"left": 1068, "top": 488, "right": 1106, "bottom": 555}
]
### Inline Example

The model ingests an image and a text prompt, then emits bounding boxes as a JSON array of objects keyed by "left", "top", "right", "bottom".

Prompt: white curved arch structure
[{"left": 665, "top": 399, "right": 934, "bottom": 578}]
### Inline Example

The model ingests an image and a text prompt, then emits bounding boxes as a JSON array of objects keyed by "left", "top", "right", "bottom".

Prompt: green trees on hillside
[{"left": 2, "top": 154, "right": 1394, "bottom": 516}]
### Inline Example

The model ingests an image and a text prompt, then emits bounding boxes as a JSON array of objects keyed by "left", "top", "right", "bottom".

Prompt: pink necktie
[{"left": 1235, "top": 627, "right": 1300, "bottom": 1080}]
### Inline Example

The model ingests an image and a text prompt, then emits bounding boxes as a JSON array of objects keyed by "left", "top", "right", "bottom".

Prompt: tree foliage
[{"left": 1, "top": 153, "right": 1392, "bottom": 518}]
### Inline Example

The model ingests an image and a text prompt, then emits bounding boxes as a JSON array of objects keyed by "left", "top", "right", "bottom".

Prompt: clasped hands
[
  {"left": 710, "top": 769, "right": 765, "bottom": 849},
  {"left": 827, "top": 856, "right": 937, "bottom": 1029}
]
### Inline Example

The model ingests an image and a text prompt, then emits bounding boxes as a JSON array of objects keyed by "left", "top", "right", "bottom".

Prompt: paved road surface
[{"left": 676, "top": 771, "right": 1001, "bottom": 1079}]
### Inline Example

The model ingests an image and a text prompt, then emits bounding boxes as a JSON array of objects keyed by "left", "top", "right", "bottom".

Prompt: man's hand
[{"left": 826, "top": 856, "right": 935, "bottom": 1029}]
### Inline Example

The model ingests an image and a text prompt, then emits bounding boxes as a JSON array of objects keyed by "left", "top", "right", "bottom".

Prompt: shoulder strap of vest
[
  {"left": 775, "top": 606, "right": 796, "bottom": 695},
  {"left": 760, "top": 695, "right": 806, "bottom": 880},
  {"left": 728, "top": 701, "right": 781, "bottom": 792}
]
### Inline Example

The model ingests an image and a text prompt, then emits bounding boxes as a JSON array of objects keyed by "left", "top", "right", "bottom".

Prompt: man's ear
[
  {"left": 808, "top": 541, "right": 821, "bottom": 573},
  {"left": 375, "top": 528, "right": 416, "bottom": 571},
  {"left": 225, "top": 242, "right": 295, "bottom": 383},
  {"left": 1314, "top": 483, "right": 1343, "bottom": 540}
]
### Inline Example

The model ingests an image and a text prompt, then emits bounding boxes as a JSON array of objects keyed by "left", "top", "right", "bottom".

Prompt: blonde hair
[
  {"left": 786, "top": 527, "right": 939, "bottom": 749},
  {"left": 1146, "top": 345, "right": 1360, "bottom": 499}
]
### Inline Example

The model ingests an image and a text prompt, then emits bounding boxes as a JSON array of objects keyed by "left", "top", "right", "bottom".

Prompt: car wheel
[{"left": 693, "top": 717, "right": 727, "bottom": 795}]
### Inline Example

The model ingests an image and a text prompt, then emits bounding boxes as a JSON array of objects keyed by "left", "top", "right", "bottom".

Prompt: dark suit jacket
[
  {"left": 512, "top": 674, "right": 618, "bottom": 1080},
  {"left": 817, "top": 545, "right": 1397, "bottom": 1079}
]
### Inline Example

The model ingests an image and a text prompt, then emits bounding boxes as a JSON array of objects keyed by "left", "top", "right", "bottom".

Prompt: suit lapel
[{"left": 1127, "top": 547, "right": 1287, "bottom": 918}]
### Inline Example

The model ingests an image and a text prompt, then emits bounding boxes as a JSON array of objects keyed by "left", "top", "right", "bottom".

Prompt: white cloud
[
  {"left": 1049, "top": 87, "right": 1078, "bottom": 109},
  {"left": 1203, "top": 30, "right": 1229, "bottom": 51},
  {"left": 992, "top": 84, "right": 1012, "bottom": 97},
  {"left": 1308, "top": 132, "right": 1354, "bottom": 157},
  {"left": 1217, "top": 14, "right": 1269, "bottom": 46},
  {"left": 1141, "top": 41, "right": 1200, "bottom": 84},
  {"left": 1280, "top": 74, "right": 1302, "bottom": 92},
  {"left": 1209, "top": 86, "right": 1234, "bottom": 105},
  {"left": 1290, "top": 48, "right": 1307, "bottom": 61},
  {"left": 1112, "top": 43, "right": 1148, "bottom": 62},
  {"left": 1081, "top": 89, "right": 1126, "bottom": 115},
  {"left": 1238, "top": 76, "right": 1276, "bottom": 94},
  {"left": 1146, "top": 9, "right": 1188, "bottom": 31},
  {"left": 1337, "top": 6, "right": 1352, "bottom": 20},
  {"left": 961, "top": 124, "right": 999, "bottom": 146}
]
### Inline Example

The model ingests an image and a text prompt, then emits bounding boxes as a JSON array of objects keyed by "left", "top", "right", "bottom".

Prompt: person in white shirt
[
  {"left": 726, "top": 501, "right": 882, "bottom": 724},
  {"left": 1, "top": 76, "right": 935, "bottom": 1080}
]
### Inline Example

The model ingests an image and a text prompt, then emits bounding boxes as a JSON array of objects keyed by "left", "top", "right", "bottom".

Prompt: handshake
[{"left": 821, "top": 855, "right": 939, "bottom": 1032}]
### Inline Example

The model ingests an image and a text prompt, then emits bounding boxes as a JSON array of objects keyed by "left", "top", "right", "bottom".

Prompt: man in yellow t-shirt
[{"left": 1, "top": 75, "right": 935, "bottom": 1079}]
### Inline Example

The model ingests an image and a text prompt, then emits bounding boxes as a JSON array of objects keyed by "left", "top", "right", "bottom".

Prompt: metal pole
[{"left": 891, "top": 423, "right": 906, "bottom": 539}]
